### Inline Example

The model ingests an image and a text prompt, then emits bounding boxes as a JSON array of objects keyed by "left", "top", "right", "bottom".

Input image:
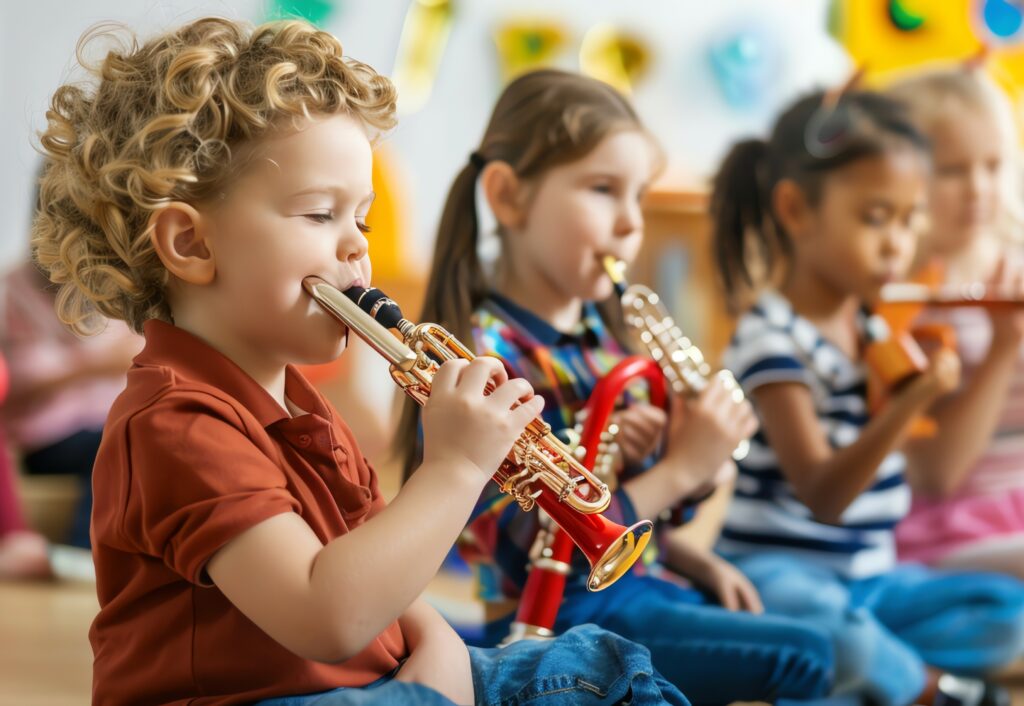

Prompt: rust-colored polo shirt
[{"left": 89, "top": 320, "right": 408, "bottom": 705}]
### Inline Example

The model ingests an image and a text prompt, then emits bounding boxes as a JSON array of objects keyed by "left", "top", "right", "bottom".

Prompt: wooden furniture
[{"left": 635, "top": 186, "right": 734, "bottom": 366}]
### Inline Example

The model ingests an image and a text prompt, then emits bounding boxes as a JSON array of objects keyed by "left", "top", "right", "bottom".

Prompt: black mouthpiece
[{"left": 343, "top": 286, "right": 405, "bottom": 330}]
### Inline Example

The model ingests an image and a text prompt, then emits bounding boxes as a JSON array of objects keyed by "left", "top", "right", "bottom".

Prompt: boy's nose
[{"left": 337, "top": 230, "right": 368, "bottom": 262}]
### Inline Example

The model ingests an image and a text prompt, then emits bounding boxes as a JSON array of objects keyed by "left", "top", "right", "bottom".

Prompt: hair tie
[
  {"left": 469, "top": 151, "right": 487, "bottom": 170},
  {"left": 804, "top": 67, "right": 866, "bottom": 159}
]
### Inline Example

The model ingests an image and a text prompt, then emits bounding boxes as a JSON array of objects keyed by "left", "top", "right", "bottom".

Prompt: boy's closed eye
[{"left": 301, "top": 211, "right": 373, "bottom": 233}]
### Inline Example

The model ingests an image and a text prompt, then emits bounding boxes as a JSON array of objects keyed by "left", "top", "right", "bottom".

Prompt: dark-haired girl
[{"left": 713, "top": 88, "right": 1024, "bottom": 706}]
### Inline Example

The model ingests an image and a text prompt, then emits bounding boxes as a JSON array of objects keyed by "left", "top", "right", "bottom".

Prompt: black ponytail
[
  {"left": 710, "top": 89, "right": 930, "bottom": 310},
  {"left": 711, "top": 139, "right": 785, "bottom": 311}
]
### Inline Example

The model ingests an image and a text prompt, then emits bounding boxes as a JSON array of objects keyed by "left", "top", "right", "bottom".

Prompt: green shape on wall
[
  {"left": 267, "top": 0, "right": 337, "bottom": 26},
  {"left": 887, "top": 0, "right": 926, "bottom": 32}
]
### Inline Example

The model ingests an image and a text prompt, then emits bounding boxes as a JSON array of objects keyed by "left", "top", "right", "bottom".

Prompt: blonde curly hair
[{"left": 32, "top": 17, "right": 397, "bottom": 334}]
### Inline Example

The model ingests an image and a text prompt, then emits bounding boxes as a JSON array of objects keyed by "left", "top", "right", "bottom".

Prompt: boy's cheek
[{"left": 358, "top": 257, "right": 372, "bottom": 287}]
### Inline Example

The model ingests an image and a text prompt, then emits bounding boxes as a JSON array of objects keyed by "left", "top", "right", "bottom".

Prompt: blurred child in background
[
  {"left": 887, "top": 68, "right": 1024, "bottom": 580},
  {"left": 712, "top": 87, "right": 1024, "bottom": 706}
]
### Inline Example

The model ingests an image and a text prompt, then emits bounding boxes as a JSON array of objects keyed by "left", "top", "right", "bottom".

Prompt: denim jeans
[
  {"left": 734, "top": 553, "right": 1024, "bottom": 706},
  {"left": 550, "top": 573, "right": 834, "bottom": 706},
  {"left": 254, "top": 624, "right": 690, "bottom": 705}
]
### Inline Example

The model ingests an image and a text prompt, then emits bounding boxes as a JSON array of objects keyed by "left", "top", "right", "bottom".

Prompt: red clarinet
[{"left": 505, "top": 356, "right": 668, "bottom": 642}]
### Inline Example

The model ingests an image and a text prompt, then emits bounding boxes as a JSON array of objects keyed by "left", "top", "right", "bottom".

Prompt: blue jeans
[
  {"left": 549, "top": 573, "right": 834, "bottom": 705},
  {"left": 734, "top": 553, "right": 1024, "bottom": 706},
  {"left": 255, "top": 624, "right": 689, "bottom": 705}
]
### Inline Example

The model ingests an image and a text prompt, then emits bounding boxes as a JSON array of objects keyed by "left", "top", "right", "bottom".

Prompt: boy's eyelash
[{"left": 302, "top": 212, "right": 371, "bottom": 233}]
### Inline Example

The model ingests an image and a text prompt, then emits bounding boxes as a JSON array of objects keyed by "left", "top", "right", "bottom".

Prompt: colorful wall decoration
[{"left": 831, "top": 0, "right": 1024, "bottom": 97}]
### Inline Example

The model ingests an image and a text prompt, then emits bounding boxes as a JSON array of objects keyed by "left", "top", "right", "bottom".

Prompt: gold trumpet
[
  {"left": 602, "top": 257, "right": 750, "bottom": 460},
  {"left": 303, "top": 277, "right": 653, "bottom": 591}
]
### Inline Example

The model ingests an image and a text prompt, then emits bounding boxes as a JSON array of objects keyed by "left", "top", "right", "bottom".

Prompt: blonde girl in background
[{"left": 887, "top": 68, "right": 1024, "bottom": 580}]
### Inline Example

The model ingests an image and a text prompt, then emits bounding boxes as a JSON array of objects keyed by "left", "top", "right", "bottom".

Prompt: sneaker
[{"left": 933, "top": 675, "right": 1010, "bottom": 706}]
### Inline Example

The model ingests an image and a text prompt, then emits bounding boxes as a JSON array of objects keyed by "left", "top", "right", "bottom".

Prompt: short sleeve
[
  {"left": 121, "top": 392, "right": 301, "bottom": 585},
  {"left": 724, "top": 316, "right": 814, "bottom": 395}
]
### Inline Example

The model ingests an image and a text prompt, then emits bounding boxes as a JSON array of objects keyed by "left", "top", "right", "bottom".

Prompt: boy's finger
[
  {"left": 509, "top": 395, "right": 545, "bottom": 429},
  {"left": 460, "top": 357, "right": 506, "bottom": 395},
  {"left": 431, "top": 358, "right": 469, "bottom": 394},
  {"left": 488, "top": 378, "right": 535, "bottom": 410}
]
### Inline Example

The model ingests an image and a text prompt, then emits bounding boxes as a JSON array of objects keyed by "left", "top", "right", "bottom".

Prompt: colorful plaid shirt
[{"left": 462, "top": 293, "right": 689, "bottom": 602}]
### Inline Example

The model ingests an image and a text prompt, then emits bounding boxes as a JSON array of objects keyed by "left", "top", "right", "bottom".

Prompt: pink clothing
[
  {"left": 0, "top": 354, "right": 25, "bottom": 535},
  {"left": 0, "top": 263, "right": 142, "bottom": 452},
  {"left": 0, "top": 424, "right": 26, "bottom": 535},
  {"left": 897, "top": 307, "right": 1024, "bottom": 564}
]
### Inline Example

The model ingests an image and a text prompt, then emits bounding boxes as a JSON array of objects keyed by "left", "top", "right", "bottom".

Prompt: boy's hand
[
  {"left": 663, "top": 377, "right": 757, "bottom": 490},
  {"left": 396, "top": 621, "right": 474, "bottom": 705},
  {"left": 421, "top": 357, "right": 544, "bottom": 480},
  {"left": 609, "top": 403, "right": 668, "bottom": 466}
]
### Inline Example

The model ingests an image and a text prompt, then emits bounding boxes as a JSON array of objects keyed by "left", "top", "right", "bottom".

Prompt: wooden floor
[
  {"left": 1, "top": 577, "right": 1022, "bottom": 706},
  {"left": 0, "top": 580, "right": 96, "bottom": 705}
]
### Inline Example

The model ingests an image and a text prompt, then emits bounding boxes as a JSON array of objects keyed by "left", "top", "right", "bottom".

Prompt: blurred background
[{"left": 2, "top": 0, "right": 1024, "bottom": 702}]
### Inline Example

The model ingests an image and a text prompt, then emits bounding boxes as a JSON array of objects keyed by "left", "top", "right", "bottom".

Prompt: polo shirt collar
[
  {"left": 485, "top": 291, "right": 604, "bottom": 347},
  {"left": 138, "top": 320, "right": 329, "bottom": 427}
]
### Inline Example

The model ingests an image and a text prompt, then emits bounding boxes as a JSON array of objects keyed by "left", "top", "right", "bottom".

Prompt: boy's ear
[
  {"left": 148, "top": 202, "right": 215, "bottom": 285},
  {"left": 480, "top": 161, "right": 528, "bottom": 230},
  {"left": 772, "top": 179, "right": 812, "bottom": 240}
]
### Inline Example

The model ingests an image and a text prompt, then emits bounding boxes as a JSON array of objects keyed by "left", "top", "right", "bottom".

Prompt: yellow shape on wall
[
  {"left": 834, "top": 0, "right": 981, "bottom": 79},
  {"left": 391, "top": 0, "right": 454, "bottom": 115},
  {"left": 494, "top": 19, "right": 568, "bottom": 82},
  {"left": 579, "top": 23, "right": 651, "bottom": 95},
  {"left": 833, "top": 0, "right": 1024, "bottom": 117}
]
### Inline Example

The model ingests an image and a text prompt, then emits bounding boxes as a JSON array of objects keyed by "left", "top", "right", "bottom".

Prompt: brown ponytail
[{"left": 396, "top": 69, "right": 654, "bottom": 479}]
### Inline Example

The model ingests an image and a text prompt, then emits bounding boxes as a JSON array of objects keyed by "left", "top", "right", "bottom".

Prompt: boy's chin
[{"left": 295, "top": 329, "right": 348, "bottom": 366}]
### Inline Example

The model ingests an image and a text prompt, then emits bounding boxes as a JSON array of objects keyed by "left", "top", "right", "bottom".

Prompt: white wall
[{"left": 0, "top": 0, "right": 850, "bottom": 271}]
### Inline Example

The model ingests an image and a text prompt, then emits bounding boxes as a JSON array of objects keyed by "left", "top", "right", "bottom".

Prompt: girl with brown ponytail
[{"left": 401, "top": 68, "right": 835, "bottom": 703}]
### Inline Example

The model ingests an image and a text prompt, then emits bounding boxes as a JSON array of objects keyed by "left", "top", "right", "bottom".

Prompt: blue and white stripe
[{"left": 717, "top": 290, "right": 910, "bottom": 578}]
